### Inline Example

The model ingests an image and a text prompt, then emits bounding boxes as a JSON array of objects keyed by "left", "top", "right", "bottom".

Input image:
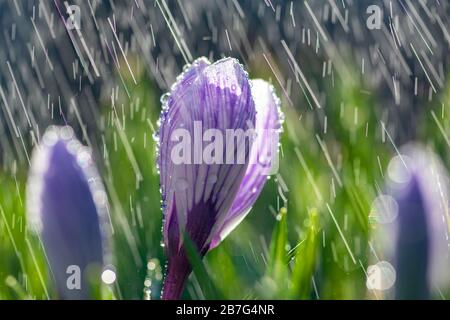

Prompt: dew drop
[
  {"left": 182, "top": 63, "right": 191, "bottom": 72},
  {"left": 60, "top": 126, "right": 74, "bottom": 140},
  {"left": 160, "top": 93, "right": 170, "bottom": 105},
  {"left": 152, "top": 131, "right": 160, "bottom": 143},
  {"left": 77, "top": 150, "right": 92, "bottom": 168},
  {"left": 42, "top": 130, "right": 59, "bottom": 146}
]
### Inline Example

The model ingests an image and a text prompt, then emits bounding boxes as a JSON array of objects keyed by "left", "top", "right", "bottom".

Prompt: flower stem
[{"left": 161, "top": 253, "right": 191, "bottom": 300}]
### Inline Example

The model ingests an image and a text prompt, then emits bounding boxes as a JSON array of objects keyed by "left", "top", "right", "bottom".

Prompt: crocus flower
[
  {"left": 374, "top": 145, "right": 450, "bottom": 299},
  {"left": 157, "top": 57, "right": 283, "bottom": 299},
  {"left": 27, "top": 126, "right": 110, "bottom": 299}
]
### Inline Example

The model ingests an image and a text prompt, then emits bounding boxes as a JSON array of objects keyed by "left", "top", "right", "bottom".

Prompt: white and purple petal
[
  {"left": 158, "top": 57, "right": 256, "bottom": 252},
  {"left": 158, "top": 57, "right": 211, "bottom": 254},
  {"left": 209, "top": 79, "right": 283, "bottom": 249}
]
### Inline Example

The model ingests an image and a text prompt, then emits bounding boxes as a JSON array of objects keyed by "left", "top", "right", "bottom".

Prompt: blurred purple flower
[
  {"left": 157, "top": 57, "right": 283, "bottom": 299},
  {"left": 27, "top": 126, "right": 110, "bottom": 299},
  {"left": 378, "top": 145, "right": 450, "bottom": 299}
]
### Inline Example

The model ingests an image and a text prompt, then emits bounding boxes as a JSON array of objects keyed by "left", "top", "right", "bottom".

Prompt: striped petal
[
  {"left": 158, "top": 57, "right": 256, "bottom": 255},
  {"left": 158, "top": 57, "right": 211, "bottom": 255},
  {"left": 209, "top": 79, "right": 283, "bottom": 249}
]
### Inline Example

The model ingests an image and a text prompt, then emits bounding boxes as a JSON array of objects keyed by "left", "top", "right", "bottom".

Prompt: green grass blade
[
  {"left": 290, "top": 208, "right": 319, "bottom": 299},
  {"left": 266, "top": 207, "right": 288, "bottom": 289},
  {"left": 182, "top": 232, "right": 222, "bottom": 299}
]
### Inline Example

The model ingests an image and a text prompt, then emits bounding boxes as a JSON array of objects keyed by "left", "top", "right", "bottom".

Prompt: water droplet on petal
[
  {"left": 182, "top": 63, "right": 191, "bottom": 72},
  {"left": 60, "top": 126, "right": 74, "bottom": 140},
  {"left": 42, "top": 129, "right": 59, "bottom": 146},
  {"left": 160, "top": 93, "right": 170, "bottom": 105},
  {"left": 77, "top": 149, "right": 92, "bottom": 168}
]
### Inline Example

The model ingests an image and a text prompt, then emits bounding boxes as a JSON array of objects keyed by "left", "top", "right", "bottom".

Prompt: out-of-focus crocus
[
  {"left": 372, "top": 144, "right": 450, "bottom": 299},
  {"left": 27, "top": 126, "right": 110, "bottom": 299},
  {"left": 157, "top": 57, "right": 283, "bottom": 299}
]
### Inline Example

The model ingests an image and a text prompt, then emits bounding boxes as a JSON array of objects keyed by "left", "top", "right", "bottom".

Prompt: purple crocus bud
[
  {"left": 372, "top": 145, "right": 450, "bottom": 299},
  {"left": 27, "top": 126, "right": 110, "bottom": 299},
  {"left": 157, "top": 57, "right": 283, "bottom": 299}
]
